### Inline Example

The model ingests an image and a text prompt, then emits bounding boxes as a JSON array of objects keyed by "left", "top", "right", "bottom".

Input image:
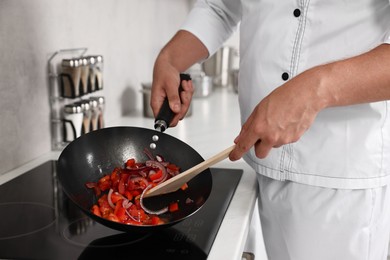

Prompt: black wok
[{"left": 57, "top": 126, "right": 212, "bottom": 233}]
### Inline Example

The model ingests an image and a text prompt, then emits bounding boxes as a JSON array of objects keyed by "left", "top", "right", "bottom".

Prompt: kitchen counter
[{"left": 0, "top": 88, "right": 266, "bottom": 260}]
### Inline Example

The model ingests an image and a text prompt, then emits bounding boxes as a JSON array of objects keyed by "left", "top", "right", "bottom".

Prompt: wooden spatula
[{"left": 144, "top": 145, "right": 236, "bottom": 198}]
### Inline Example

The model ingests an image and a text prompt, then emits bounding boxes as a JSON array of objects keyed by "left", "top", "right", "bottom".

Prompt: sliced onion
[
  {"left": 125, "top": 209, "right": 141, "bottom": 222},
  {"left": 122, "top": 199, "right": 133, "bottom": 209},
  {"left": 107, "top": 189, "right": 116, "bottom": 209},
  {"left": 167, "top": 168, "right": 180, "bottom": 177},
  {"left": 138, "top": 170, "right": 148, "bottom": 178},
  {"left": 155, "top": 155, "right": 164, "bottom": 162},
  {"left": 130, "top": 176, "right": 149, "bottom": 189},
  {"left": 146, "top": 160, "right": 165, "bottom": 171},
  {"left": 155, "top": 171, "right": 168, "bottom": 184},
  {"left": 85, "top": 182, "right": 97, "bottom": 188},
  {"left": 146, "top": 160, "right": 168, "bottom": 182},
  {"left": 160, "top": 161, "right": 169, "bottom": 167},
  {"left": 185, "top": 197, "right": 194, "bottom": 204},
  {"left": 148, "top": 169, "right": 167, "bottom": 184},
  {"left": 140, "top": 184, "right": 168, "bottom": 215},
  {"left": 143, "top": 148, "right": 155, "bottom": 161}
]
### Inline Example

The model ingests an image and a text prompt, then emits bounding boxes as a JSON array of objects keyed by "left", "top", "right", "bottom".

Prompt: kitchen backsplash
[{"left": 0, "top": 0, "right": 192, "bottom": 176}]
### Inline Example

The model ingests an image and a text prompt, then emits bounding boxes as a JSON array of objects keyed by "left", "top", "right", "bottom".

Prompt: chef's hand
[
  {"left": 229, "top": 68, "right": 326, "bottom": 161},
  {"left": 151, "top": 57, "right": 194, "bottom": 127}
]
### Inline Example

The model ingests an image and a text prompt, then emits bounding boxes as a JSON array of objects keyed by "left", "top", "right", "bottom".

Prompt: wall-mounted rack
[{"left": 48, "top": 48, "right": 105, "bottom": 151}]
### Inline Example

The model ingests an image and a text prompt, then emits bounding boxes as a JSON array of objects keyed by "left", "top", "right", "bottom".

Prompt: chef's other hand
[
  {"left": 151, "top": 58, "right": 194, "bottom": 127},
  {"left": 229, "top": 68, "right": 327, "bottom": 161}
]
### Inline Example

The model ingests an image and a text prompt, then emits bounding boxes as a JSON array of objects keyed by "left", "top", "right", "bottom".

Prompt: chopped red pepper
[
  {"left": 169, "top": 202, "right": 179, "bottom": 212},
  {"left": 180, "top": 183, "right": 188, "bottom": 191},
  {"left": 149, "top": 169, "right": 163, "bottom": 181}
]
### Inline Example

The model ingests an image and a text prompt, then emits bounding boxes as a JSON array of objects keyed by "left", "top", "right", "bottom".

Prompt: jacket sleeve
[
  {"left": 180, "top": 0, "right": 242, "bottom": 57},
  {"left": 384, "top": 1, "right": 390, "bottom": 44},
  {"left": 385, "top": 30, "right": 390, "bottom": 44}
]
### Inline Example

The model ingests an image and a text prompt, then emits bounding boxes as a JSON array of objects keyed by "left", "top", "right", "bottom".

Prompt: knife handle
[{"left": 154, "top": 73, "right": 191, "bottom": 132}]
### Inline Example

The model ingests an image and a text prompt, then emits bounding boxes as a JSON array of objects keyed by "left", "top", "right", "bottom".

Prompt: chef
[{"left": 150, "top": 0, "right": 390, "bottom": 259}]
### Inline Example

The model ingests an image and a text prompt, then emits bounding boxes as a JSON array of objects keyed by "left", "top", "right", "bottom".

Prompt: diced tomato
[
  {"left": 110, "top": 191, "right": 123, "bottom": 204},
  {"left": 118, "top": 179, "right": 126, "bottom": 194},
  {"left": 127, "top": 179, "right": 136, "bottom": 191},
  {"left": 98, "top": 175, "right": 111, "bottom": 191},
  {"left": 91, "top": 205, "right": 101, "bottom": 217},
  {"left": 120, "top": 173, "right": 129, "bottom": 182},
  {"left": 128, "top": 208, "right": 147, "bottom": 222},
  {"left": 110, "top": 170, "right": 120, "bottom": 189},
  {"left": 124, "top": 191, "right": 133, "bottom": 201},
  {"left": 99, "top": 175, "right": 111, "bottom": 183},
  {"left": 166, "top": 163, "right": 180, "bottom": 171},
  {"left": 114, "top": 199, "right": 122, "bottom": 214},
  {"left": 149, "top": 169, "right": 163, "bottom": 181},
  {"left": 125, "top": 219, "right": 142, "bottom": 225},
  {"left": 131, "top": 190, "right": 141, "bottom": 197},
  {"left": 114, "top": 200, "right": 128, "bottom": 222},
  {"left": 117, "top": 207, "right": 128, "bottom": 222},
  {"left": 106, "top": 213, "right": 119, "bottom": 222},
  {"left": 150, "top": 216, "right": 161, "bottom": 225},
  {"left": 98, "top": 194, "right": 112, "bottom": 216},
  {"left": 129, "top": 204, "right": 137, "bottom": 210},
  {"left": 93, "top": 186, "right": 101, "bottom": 196},
  {"left": 99, "top": 205, "right": 112, "bottom": 216},
  {"left": 98, "top": 181, "right": 111, "bottom": 191},
  {"left": 98, "top": 194, "right": 108, "bottom": 206},
  {"left": 125, "top": 158, "right": 136, "bottom": 168},
  {"left": 138, "top": 209, "right": 147, "bottom": 221},
  {"left": 169, "top": 202, "right": 179, "bottom": 212},
  {"left": 133, "top": 195, "right": 141, "bottom": 208}
]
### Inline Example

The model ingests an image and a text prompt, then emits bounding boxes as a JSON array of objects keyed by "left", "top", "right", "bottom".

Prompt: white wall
[{"left": 0, "top": 0, "right": 191, "bottom": 175}]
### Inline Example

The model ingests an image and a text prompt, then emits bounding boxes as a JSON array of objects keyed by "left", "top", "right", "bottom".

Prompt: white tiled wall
[{"left": 0, "top": 0, "right": 191, "bottom": 175}]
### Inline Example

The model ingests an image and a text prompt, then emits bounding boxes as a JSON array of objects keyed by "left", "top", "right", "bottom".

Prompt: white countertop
[{"left": 0, "top": 88, "right": 266, "bottom": 260}]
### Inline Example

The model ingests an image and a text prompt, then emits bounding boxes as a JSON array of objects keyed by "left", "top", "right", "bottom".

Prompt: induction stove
[{"left": 0, "top": 161, "right": 242, "bottom": 260}]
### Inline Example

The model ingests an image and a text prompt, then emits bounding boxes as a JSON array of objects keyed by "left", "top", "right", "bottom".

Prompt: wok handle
[{"left": 154, "top": 73, "right": 191, "bottom": 132}]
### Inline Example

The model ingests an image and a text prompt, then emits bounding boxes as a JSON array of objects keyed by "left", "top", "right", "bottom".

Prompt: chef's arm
[
  {"left": 154, "top": 30, "right": 209, "bottom": 73},
  {"left": 316, "top": 43, "right": 390, "bottom": 109},
  {"left": 151, "top": 30, "right": 209, "bottom": 126},
  {"left": 230, "top": 43, "right": 390, "bottom": 161}
]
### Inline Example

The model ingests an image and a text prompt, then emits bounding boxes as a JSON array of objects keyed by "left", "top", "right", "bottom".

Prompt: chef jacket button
[
  {"left": 293, "top": 9, "right": 301, "bottom": 17},
  {"left": 282, "top": 72, "right": 289, "bottom": 81}
]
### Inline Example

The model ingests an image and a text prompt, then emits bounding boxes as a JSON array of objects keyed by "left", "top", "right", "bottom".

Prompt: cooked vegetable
[{"left": 85, "top": 151, "right": 190, "bottom": 226}]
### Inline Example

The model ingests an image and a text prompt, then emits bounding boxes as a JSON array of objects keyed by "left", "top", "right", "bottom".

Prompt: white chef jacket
[{"left": 182, "top": 0, "right": 390, "bottom": 189}]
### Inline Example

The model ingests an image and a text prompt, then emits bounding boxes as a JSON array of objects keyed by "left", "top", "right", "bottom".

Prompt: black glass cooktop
[{"left": 0, "top": 161, "right": 242, "bottom": 260}]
